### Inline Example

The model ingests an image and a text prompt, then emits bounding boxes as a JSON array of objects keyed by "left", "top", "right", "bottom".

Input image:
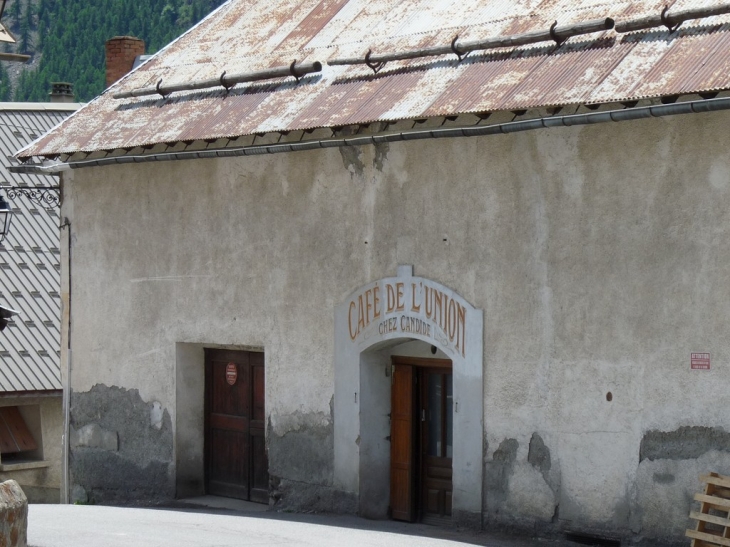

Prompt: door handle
[{"left": 421, "top": 409, "right": 426, "bottom": 422}]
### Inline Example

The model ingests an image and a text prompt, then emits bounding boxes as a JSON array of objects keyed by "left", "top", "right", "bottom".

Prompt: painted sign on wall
[{"left": 347, "top": 273, "right": 468, "bottom": 358}]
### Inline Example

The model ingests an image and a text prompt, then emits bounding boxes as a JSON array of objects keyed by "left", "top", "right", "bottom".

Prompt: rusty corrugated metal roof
[{"left": 18, "top": 0, "right": 730, "bottom": 159}]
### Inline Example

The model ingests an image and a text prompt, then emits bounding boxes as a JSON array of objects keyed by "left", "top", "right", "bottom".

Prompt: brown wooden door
[
  {"left": 205, "top": 349, "right": 268, "bottom": 502},
  {"left": 390, "top": 363, "right": 416, "bottom": 522},
  {"left": 390, "top": 357, "right": 453, "bottom": 524},
  {"left": 419, "top": 368, "right": 453, "bottom": 523}
]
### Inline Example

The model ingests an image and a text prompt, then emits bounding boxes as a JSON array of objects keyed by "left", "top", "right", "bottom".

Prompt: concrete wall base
[
  {"left": 20, "top": 486, "right": 60, "bottom": 504},
  {"left": 270, "top": 477, "right": 357, "bottom": 514},
  {"left": 452, "top": 509, "right": 483, "bottom": 531}
]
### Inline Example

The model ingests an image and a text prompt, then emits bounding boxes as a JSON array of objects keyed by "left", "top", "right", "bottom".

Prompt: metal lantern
[{"left": 0, "top": 195, "right": 12, "bottom": 242}]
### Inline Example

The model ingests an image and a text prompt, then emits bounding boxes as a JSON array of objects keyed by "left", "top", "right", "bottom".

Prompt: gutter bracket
[
  {"left": 661, "top": 6, "right": 682, "bottom": 32},
  {"left": 219, "top": 71, "right": 233, "bottom": 93},
  {"left": 364, "top": 50, "right": 385, "bottom": 74},
  {"left": 451, "top": 35, "right": 469, "bottom": 62},
  {"left": 550, "top": 21, "right": 566, "bottom": 47},
  {"left": 289, "top": 60, "right": 302, "bottom": 83},
  {"left": 155, "top": 79, "right": 168, "bottom": 98}
]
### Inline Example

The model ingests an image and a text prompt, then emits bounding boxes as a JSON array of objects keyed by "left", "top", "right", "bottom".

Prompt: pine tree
[
  {"left": 18, "top": 0, "right": 33, "bottom": 53},
  {"left": 12, "top": 0, "right": 227, "bottom": 102},
  {"left": 7, "top": 0, "right": 21, "bottom": 28}
]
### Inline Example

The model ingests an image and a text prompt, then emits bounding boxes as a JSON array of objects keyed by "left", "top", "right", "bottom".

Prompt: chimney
[
  {"left": 105, "top": 36, "right": 145, "bottom": 88},
  {"left": 49, "top": 82, "right": 74, "bottom": 103}
]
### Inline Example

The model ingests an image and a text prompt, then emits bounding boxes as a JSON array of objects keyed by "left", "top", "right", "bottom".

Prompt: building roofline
[
  {"left": 12, "top": 93, "right": 730, "bottom": 173},
  {"left": 0, "top": 102, "right": 83, "bottom": 112}
]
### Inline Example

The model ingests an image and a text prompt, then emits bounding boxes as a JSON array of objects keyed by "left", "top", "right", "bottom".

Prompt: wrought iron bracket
[
  {"left": 1, "top": 186, "right": 61, "bottom": 209},
  {"left": 661, "top": 6, "right": 682, "bottom": 33},
  {"left": 364, "top": 50, "right": 386, "bottom": 74},
  {"left": 550, "top": 21, "right": 567, "bottom": 47},
  {"left": 451, "top": 35, "right": 469, "bottom": 62},
  {"left": 155, "top": 78, "right": 168, "bottom": 98}
]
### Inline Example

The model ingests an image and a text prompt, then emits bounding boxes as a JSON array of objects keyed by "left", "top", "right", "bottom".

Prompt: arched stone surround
[{"left": 334, "top": 265, "right": 484, "bottom": 524}]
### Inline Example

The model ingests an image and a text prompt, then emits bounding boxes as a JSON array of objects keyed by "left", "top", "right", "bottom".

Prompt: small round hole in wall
[
  {"left": 431, "top": 345, "right": 437, "bottom": 355},
  {"left": 606, "top": 392, "right": 613, "bottom": 402}
]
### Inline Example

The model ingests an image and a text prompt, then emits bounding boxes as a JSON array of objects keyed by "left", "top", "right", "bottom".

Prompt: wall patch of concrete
[
  {"left": 641, "top": 426, "right": 730, "bottom": 461},
  {"left": 486, "top": 435, "right": 559, "bottom": 528},
  {"left": 637, "top": 450, "right": 730, "bottom": 540},
  {"left": 270, "top": 476, "right": 357, "bottom": 514},
  {"left": 70, "top": 384, "right": 174, "bottom": 504},
  {"left": 504, "top": 463, "right": 558, "bottom": 525},
  {"left": 268, "top": 410, "right": 339, "bottom": 510},
  {"left": 653, "top": 473, "right": 675, "bottom": 485},
  {"left": 528, "top": 433, "right": 551, "bottom": 483},
  {"left": 70, "top": 423, "right": 118, "bottom": 451},
  {"left": 485, "top": 438, "right": 518, "bottom": 518}
]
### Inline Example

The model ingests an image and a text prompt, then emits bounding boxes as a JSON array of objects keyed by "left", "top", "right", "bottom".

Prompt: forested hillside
[{"left": 3, "top": 0, "right": 227, "bottom": 102}]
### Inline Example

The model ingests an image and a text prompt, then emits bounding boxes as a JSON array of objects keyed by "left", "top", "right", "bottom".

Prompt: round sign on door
[{"left": 226, "top": 363, "right": 238, "bottom": 386}]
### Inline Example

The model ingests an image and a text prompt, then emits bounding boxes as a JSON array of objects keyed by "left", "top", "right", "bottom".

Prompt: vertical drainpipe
[{"left": 60, "top": 175, "right": 72, "bottom": 504}]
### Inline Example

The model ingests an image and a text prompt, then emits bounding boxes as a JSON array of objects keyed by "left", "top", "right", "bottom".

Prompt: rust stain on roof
[{"left": 18, "top": 0, "right": 730, "bottom": 159}]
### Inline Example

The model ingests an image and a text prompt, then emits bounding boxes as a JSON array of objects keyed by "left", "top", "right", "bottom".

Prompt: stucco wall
[{"left": 61, "top": 109, "right": 730, "bottom": 541}]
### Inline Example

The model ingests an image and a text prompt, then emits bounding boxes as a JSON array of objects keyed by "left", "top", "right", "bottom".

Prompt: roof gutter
[{"left": 13, "top": 95, "right": 730, "bottom": 174}]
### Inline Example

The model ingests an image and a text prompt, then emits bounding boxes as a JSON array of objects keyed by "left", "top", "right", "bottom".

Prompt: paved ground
[{"left": 27, "top": 499, "right": 563, "bottom": 547}]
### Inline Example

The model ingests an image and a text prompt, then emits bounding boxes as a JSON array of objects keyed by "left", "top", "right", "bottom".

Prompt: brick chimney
[
  {"left": 105, "top": 36, "right": 145, "bottom": 88},
  {"left": 49, "top": 82, "right": 74, "bottom": 103}
]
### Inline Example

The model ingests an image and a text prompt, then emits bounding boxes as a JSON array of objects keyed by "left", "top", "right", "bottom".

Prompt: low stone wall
[{"left": 0, "top": 480, "right": 27, "bottom": 547}]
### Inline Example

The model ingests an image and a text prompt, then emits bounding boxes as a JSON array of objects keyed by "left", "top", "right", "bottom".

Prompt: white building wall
[{"left": 61, "top": 109, "right": 730, "bottom": 539}]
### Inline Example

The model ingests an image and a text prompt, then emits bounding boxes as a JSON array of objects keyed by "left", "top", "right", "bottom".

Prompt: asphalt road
[{"left": 27, "top": 504, "right": 550, "bottom": 547}]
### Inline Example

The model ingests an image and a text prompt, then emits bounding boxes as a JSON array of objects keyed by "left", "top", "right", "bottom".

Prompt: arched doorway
[{"left": 334, "top": 266, "right": 484, "bottom": 525}]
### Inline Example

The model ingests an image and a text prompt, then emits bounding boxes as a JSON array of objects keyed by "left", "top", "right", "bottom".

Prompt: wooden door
[
  {"left": 419, "top": 368, "right": 453, "bottom": 523},
  {"left": 205, "top": 349, "right": 268, "bottom": 502},
  {"left": 390, "top": 357, "right": 453, "bottom": 524},
  {"left": 390, "top": 363, "right": 416, "bottom": 521}
]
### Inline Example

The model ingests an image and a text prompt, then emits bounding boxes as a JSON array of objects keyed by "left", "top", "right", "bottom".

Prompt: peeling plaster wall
[
  {"left": 61, "top": 109, "right": 730, "bottom": 540},
  {"left": 69, "top": 385, "right": 173, "bottom": 504}
]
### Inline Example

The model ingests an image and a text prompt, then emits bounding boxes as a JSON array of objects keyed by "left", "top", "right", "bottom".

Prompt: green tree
[
  {"left": 13, "top": 0, "right": 226, "bottom": 102},
  {"left": 18, "top": 0, "right": 34, "bottom": 52},
  {"left": 7, "top": 0, "right": 21, "bottom": 28}
]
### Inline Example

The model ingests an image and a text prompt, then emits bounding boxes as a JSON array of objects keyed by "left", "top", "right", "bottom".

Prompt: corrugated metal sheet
[
  {"left": 0, "top": 103, "right": 80, "bottom": 392},
  {"left": 17, "top": 0, "right": 730, "bottom": 159}
]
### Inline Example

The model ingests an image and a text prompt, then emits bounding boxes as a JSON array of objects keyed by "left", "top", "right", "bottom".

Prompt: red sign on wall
[
  {"left": 691, "top": 353, "right": 711, "bottom": 370},
  {"left": 226, "top": 363, "right": 238, "bottom": 385}
]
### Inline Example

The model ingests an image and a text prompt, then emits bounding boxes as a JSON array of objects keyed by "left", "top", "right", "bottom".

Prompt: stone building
[{"left": 14, "top": 0, "right": 730, "bottom": 541}]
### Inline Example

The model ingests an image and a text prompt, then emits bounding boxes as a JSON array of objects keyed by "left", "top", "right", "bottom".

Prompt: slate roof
[
  {"left": 0, "top": 103, "right": 80, "bottom": 392},
  {"left": 17, "top": 0, "right": 730, "bottom": 159}
]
